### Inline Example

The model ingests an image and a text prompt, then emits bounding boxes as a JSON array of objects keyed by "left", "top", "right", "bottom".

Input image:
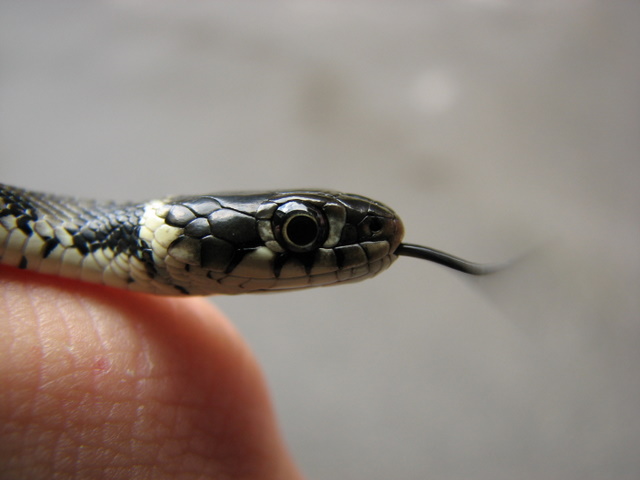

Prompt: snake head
[
  {"left": 255, "top": 191, "right": 405, "bottom": 290},
  {"left": 153, "top": 191, "right": 404, "bottom": 294}
]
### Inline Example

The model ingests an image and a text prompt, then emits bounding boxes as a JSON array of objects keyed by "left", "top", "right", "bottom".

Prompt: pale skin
[{"left": 0, "top": 265, "right": 304, "bottom": 480}]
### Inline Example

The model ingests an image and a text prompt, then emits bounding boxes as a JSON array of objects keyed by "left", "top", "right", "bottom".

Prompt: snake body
[{"left": 0, "top": 183, "right": 406, "bottom": 295}]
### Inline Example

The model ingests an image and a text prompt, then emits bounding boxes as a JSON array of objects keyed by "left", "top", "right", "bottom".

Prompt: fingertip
[{"left": 0, "top": 266, "right": 303, "bottom": 480}]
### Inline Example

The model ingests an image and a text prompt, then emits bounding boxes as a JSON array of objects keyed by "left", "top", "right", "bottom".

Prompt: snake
[{"left": 0, "top": 183, "right": 497, "bottom": 296}]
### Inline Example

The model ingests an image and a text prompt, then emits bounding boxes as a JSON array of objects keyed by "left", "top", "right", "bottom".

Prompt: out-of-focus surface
[{"left": 1, "top": 1, "right": 638, "bottom": 479}]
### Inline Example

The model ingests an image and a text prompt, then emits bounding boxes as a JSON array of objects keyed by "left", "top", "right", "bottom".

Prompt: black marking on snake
[
  {"left": 139, "top": 246, "right": 157, "bottom": 278},
  {"left": 43, "top": 238, "right": 60, "bottom": 258},
  {"left": 80, "top": 228, "right": 97, "bottom": 244},
  {"left": 183, "top": 217, "right": 210, "bottom": 238},
  {"left": 16, "top": 215, "right": 33, "bottom": 236},
  {"left": 271, "top": 252, "right": 315, "bottom": 278},
  {"left": 338, "top": 224, "right": 357, "bottom": 245},
  {"left": 297, "top": 252, "right": 317, "bottom": 276},
  {"left": 0, "top": 187, "right": 39, "bottom": 236},
  {"left": 178, "top": 196, "right": 222, "bottom": 217},
  {"left": 91, "top": 207, "right": 146, "bottom": 258},
  {"left": 200, "top": 235, "right": 235, "bottom": 271},
  {"left": 166, "top": 205, "right": 197, "bottom": 228},
  {"left": 8, "top": 203, "right": 24, "bottom": 216},
  {"left": 215, "top": 194, "right": 268, "bottom": 215},
  {"left": 207, "top": 209, "right": 260, "bottom": 247},
  {"left": 73, "top": 234, "right": 90, "bottom": 255},
  {"left": 360, "top": 243, "right": 371, "bottom": 261},
  {"left": 334, "top": 246, "right": 347, "bottom": 269},
  {"left": 19, "top": 256, "right": 27, "bottom": 269},
  {"left": 273, "top": 253, "right": 287, "bottom": 278},
  {"left": 334, "top": 245, "right": 368, "bottom": 269},
  {"left": 223, "top": 248, "right": 255, "bottom": 276}
]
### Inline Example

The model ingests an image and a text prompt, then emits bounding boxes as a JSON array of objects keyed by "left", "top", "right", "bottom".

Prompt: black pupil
[{"left": 286, "top": 215, "right": 318, "bottom": 246}]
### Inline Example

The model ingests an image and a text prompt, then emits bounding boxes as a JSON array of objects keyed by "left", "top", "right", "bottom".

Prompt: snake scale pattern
[{"left": 0, "top": 183, "right": 496, "bottom": 296}]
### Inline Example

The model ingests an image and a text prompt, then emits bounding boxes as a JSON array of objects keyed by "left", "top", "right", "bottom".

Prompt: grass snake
[{"left": 0, "top": 183, "right": 498, "bottom": 295}]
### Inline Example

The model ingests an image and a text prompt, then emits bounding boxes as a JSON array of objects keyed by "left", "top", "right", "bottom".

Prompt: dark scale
[
  {"left": 183, "top": 218, "right": 210, "bottom": 238},
  {"left": 223, "top": 247, "right": 261, "bottom": 276},
  {"left": 0, "top": 186, "right": 40, "bottom": 225},
  {"left": 178, "top": 196, "right": 222, "bottom": 217},
  {"left": 214, "top": 194, "right": 273, "bottom": 215},
  {"left": 98, "top": 206, "right": 147, "bottom": 256},
  {"left": 16, "top": 214, "right": 34, "bottom": 236},
  {"left": 273, "top": 251, "right": 317, "bottom": 278},
  {"left": 167, "top": 236, "right": 202, "bottom": 267},
  {"left": 72, "top": 234, "right": 90, "bottom": 255},
  {"left": 43, "top": 238, "right": 60, "bottom": 258},
  {"left": 138, "top": 246, "right": 157, "bottom": 278},
  {"left": 165, "top": 205, "right": 197, "bottom": 227},
  {"left": 200, "top": 235, "right": 236, "bottom": 271},
  {"left": 207, "top": 209, "right": 260, "bottom": 247},
  {"left": 1, "top": 186, "right": 41, "bottom": 267},
  {"left": 60, "top": 202, "right": 148, "bottom": 262},
  {"left": 334, "top": 245, "right": 368, "bottom": 269},
  {"left": 164, "top": 197, "right": 266, "bottom": 277}
]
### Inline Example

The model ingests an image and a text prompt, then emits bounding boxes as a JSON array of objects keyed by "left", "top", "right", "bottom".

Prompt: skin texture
[{"left": 0, "top": 265, "right": 303, "bottom": 480}]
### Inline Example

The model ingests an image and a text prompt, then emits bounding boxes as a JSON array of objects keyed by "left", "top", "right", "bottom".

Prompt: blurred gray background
[{"left": 2, "top": 1, "right": 638, "bottom": 479}]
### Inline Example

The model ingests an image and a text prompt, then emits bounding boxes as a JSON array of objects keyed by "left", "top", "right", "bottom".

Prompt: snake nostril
[{"left": 369, "top": 217, "right": 384, "bottom": 233}]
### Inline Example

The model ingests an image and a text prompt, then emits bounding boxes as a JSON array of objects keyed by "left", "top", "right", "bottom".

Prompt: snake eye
[{"left": 273, "top": 201, "right": 328, "bottom": 252}]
